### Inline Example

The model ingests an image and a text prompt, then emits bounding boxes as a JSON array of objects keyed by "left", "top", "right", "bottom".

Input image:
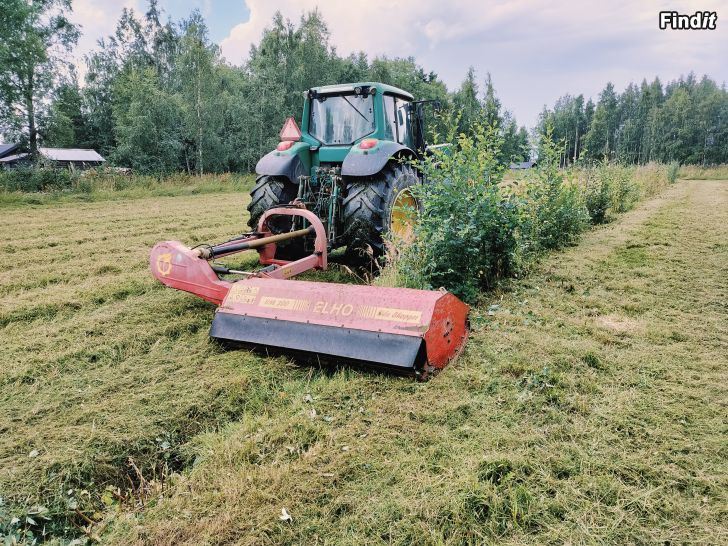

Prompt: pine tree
[{"left": 453, "top": 67, "right": 481, "bottom": 135}]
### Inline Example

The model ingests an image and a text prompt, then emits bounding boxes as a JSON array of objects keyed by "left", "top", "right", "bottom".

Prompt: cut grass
[
  {"left": 1, "top": 179, "right": 727, "bottom": 544},
  {"left": 0, "top": 191, "right": 313, "bottom": 538},
  {"left": 0, "top": 172, "right": 255, "bottom": 208}
]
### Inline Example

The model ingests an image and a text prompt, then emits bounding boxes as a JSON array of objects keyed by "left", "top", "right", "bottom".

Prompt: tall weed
[
  {"left": 582, "top": 164, "right": 612, "bottom": 224},
  {"left": 678, "top": 164, "right": 728, "bottom": 180},
  {"left": 523, "top": 130, "right": 589, "bottom": 250},
  {"left": 0, "top": 167, "right": 79, "bottom": 192},
  {"left": 0, "top": 169, "right": 255, "bottom": 206},
  {"left": 609, "top": 164, "right": 640, "bottom": 213}
]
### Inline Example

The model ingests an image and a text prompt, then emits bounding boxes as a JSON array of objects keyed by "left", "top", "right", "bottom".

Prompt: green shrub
[
  {"left": 524, "top": 130, "right": 589, "bottom": 249},
  {"left": 396, "top": 121, "right": 525, "bottom": 303},
  {"left": 667, "top": 161, "right": 680, "bottom": 183}
]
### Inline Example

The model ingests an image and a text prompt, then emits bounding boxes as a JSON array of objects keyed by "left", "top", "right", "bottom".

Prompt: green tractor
[{"left": 248, "top": 82, "right": 439, "bottom": 259}]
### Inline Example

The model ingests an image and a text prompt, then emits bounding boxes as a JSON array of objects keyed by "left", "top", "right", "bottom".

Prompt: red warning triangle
[{"left": 279, "top": 117, "right": 302, "bottom": 141}]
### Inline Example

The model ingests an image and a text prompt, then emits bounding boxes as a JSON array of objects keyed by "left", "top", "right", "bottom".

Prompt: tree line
[
  {"left": 0, "top": 0, "right": 528, "bottom": 174},
  {"left": 1, "top": 0, "right": 725, "bottom": 174},
  {"left": 538, "top": 75, "right": 728, "bottom": 166}
]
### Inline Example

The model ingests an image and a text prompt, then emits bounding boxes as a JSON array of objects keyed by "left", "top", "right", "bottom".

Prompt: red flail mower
[{"left": 150, "top": 206, "right": 469, "bottom": 379}]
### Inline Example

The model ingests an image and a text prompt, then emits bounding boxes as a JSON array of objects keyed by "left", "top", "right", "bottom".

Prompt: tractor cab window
[
  {"left": 395, "top": 98, "right": 412, "bottom": 147},
  {"left": 383, "top": 95, "right": 397, "bottom": 141},
  {"left": 310, "top": 93, "right": 375, "bottom": 145}
]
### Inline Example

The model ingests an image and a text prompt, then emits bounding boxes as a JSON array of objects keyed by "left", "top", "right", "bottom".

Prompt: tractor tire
[
  {"left": 246, "top": 175, "right": 305, "bottom": 259},
  {"left": 342, "top": 163, "right": 421, "bottom": 259},
  {"left": 247, "top": 175, "right": 297, "bottom": 229}
]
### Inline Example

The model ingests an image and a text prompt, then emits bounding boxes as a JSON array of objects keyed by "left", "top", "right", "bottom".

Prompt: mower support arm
[{"left": 150, "top": 207, "right": 328, "bottom": 305}]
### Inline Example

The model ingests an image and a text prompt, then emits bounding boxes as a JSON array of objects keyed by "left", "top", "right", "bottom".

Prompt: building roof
[
  {"left": 38, "top": 148, "right": 105, "bottom": 162},
  {"left": 0, "top": 152, "right": 29, "bottom": 163},
  {"left": 510, "top": 161, "right": 537, "bottom": 170},
  {"left": 0, "top": 143, "right": 20, "bottom": 158}
]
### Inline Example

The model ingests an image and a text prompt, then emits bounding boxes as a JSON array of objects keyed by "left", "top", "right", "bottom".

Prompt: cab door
[{"left": 395, "top": 98, "right": 414, "bottom": 149}]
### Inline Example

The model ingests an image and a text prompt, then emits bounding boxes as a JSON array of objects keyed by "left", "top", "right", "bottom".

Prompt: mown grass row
[{"left": 0, "top": 193, "right": 271, "bottom": 543}]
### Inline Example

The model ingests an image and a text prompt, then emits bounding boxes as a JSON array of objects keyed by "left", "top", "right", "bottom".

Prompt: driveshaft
[{"left": 198, "top": 226, "right": 315, "bottom": 259}]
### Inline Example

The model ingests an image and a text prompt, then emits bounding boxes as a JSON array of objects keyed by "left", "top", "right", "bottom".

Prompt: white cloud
[
  {"left": 218, "top": 0, "right": 727, "bottom": 125},
  {"left": 72, "top": 0, "right": 140, "bottom": 58},
  {"left": 69, "top": 0, "right": 140, "bottom": 81}
]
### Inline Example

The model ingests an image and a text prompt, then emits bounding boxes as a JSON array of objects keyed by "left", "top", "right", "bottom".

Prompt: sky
[{"left": 70, "top": 0, "right": 728, "bottom": 127}]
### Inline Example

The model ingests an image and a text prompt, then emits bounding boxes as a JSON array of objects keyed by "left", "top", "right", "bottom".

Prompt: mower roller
[{"left": 150, "top": 206, "right": 469, "bottom": 378}]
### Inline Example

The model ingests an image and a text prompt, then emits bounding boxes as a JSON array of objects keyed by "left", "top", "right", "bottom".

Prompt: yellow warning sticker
[
  {"left": 357, "top": 305, "right": 422, "bottom": 324},
  {"left": 259, "top": 296, "right": 310, "bottom": 311},
  {"left": 227, "top": 284, "right": 259, "bottom": 305}
]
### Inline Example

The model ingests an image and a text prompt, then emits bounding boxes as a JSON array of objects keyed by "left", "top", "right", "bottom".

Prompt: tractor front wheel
[{"left": 342, "top": 163, "right": 421, "bottom": 259}]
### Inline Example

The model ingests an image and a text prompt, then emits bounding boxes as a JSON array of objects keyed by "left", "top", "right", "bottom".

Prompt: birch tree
[{"left": 0, "top": 0, "right": 78, "bottom": 153}]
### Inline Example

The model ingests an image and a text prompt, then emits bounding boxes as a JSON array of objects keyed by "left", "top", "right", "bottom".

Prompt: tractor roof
[{"left": 310, "top": 82, "right": 414, "bottom": 101}]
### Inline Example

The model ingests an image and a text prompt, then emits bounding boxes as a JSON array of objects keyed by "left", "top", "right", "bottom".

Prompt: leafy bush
[
  {"left": 667, "top": 161, "right": 680, "bottom": 183},
  {"left": 524, "top": 130, "right": 589, "bottom": 249},
  {"left": 396, "top": 122, "right": 526, "bottom": 303}
]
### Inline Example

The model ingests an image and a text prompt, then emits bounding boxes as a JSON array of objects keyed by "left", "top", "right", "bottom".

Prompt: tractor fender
[
  {"left": 255, "top": 148, "right": 306, "bottom": 184},
  {"left": 341, "top": 142, "right": 415, "bottom": 177}
]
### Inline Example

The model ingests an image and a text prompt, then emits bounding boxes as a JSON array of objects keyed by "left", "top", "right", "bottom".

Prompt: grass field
[{"left": 1, "top": 178, "right": 726, "bottom": 544}]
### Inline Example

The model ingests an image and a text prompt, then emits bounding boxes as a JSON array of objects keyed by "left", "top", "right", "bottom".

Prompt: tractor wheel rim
[{"left": 390, "top": 188, "right": 418, "bottom": 242}]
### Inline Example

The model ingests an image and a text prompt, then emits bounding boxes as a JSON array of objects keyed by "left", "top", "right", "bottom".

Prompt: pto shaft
[{"left": 198, "top": 226, "right": 314, "bottom": 259}]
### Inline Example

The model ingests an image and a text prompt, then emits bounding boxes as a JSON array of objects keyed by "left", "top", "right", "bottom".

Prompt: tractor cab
[{"left": 302, "top": 83, "right": 416, "bottom": 152}]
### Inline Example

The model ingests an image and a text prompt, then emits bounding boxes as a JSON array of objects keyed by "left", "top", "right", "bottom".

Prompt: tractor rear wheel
[
  {"left": 247, "top": 175, "right": 305, "bottom": 259},
  {"left": 247, "top": 175, "right": 297, "bottom": 229},
  {"left": 342, "top": 163, "right": 421, "bottom": 259}
]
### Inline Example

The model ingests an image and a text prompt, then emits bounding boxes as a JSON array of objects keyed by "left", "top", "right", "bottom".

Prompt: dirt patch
[{"left": 596, "top": 314, "right": 643, "bottom": 335}]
